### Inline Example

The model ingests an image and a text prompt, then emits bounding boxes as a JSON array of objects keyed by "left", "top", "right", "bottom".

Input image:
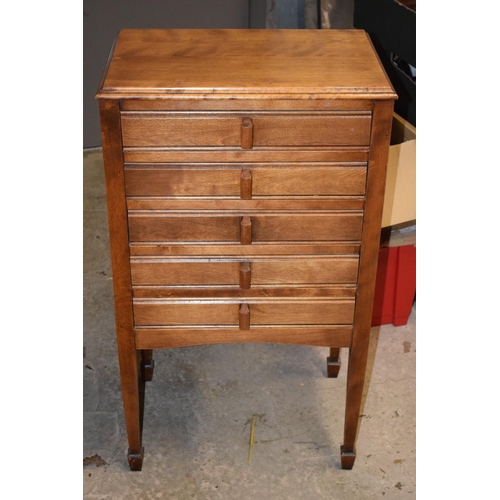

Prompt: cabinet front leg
[{"left": 100, "top": 99, "right": 147, "bottom": 471}]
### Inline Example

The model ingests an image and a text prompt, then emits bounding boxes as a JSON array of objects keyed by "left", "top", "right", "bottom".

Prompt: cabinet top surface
[{"left": 96, "top": 29, "right": 396, "bottom": 99}]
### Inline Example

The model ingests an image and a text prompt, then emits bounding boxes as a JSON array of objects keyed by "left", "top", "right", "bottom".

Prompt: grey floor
[{"left": 83, "top": 149, "right": 416, "bottom": 499}]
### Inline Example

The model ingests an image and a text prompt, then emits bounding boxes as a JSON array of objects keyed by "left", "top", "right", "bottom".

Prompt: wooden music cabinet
[{"left": 96, "top": 29, "right": 396, "bottom": 471}]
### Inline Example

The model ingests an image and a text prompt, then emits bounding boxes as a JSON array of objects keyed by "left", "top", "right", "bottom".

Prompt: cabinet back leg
[
  {"left": 141, "top": 349, "right": 154, "bottom": 382},
  {"left": 327, "top": 347, "right": 341, "bottom": 378}
]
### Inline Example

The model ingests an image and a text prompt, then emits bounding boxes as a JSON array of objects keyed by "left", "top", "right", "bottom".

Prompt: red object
[{"left": 371, "top": 245, "right": 416, "bottom": 326}]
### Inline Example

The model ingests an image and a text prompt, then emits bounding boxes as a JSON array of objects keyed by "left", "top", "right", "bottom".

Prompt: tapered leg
[
  {"left": 141, "top": 349, "right": 155, "bottom": 382},
  {"left": 99, "top": 100, "right": 146, "bottom": 471},
  {"left": 327, "top": 348, "right": 341, "bottom": 378},
  {"left": 341, "top": 101, "right": 394, "bottom": 470}
]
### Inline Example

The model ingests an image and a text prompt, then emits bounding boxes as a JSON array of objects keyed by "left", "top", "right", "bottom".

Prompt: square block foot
[
  {"left": 340, "top": 445, "right": 356, "bottom": 470},
  {"left": 142, "top": 360, "right": 155, "bottom": 382},
  {"left": 327, "top": 356, "right": 341, "bottom": 378},
  {"left": 127, "top": 447, "right": 145, "bottom": 471}
]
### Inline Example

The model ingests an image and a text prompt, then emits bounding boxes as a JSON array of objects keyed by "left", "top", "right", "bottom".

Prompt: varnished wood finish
[
  {"left": 133, "top": 298, "right": 355, "bottom": 327},
  {"left": 132, "top": 285, "right": 357, "bottom": 299},
  {"left": 135, "top": 325, "right": 354, "bottom": 350},
  {"left": 97, "top": 29, "right": 394, "bottom": 98},
  {"left": 239, "top": 262, "right": 251, "bottom": 289},
  {"left": 240, "top": 169, "right": 252, "bottom": 199},
  {"left": 239, "top": 304, "right": 250, "bottom": 330},
  {"left": 240, "top": 216, "right": 252, "bottom": 245},
  {"left": 130, "top": 256, "right": 359, "bottom": 287},
  {"left": 341, "top": 100, "right": 394, "bottom": 469},
  {"left": 127, "top": 212, "right": 363, "bottom": 243},
  {"left": 97, "top": 29, "right": 396, "bottom": 471},
  {"left": 241, "top": 118, "right": 253, "bottom": 149},
  {"left": 121, "top": 112, "right": 372, "bottom": 148},
  {"left": 98, "top": 99, "right": 143, "bottom": 467},
  {"left": 127, "top": 448, "right": 145, "bottom": 472},
  {"left": 120, "top": 98, "right": 374, "bottom": 111},
  {"left": 126, "top": 197, "right": 366, "bottom": 212},
  {"left": 123, "top": 148, "right": 369, "bottom": 164},
  {"left": 327, "top": 348, "right": 342, "bottom": 378},
  {"left": 129, "top": 242, "right": 362, "bottom": 257},
  {"left": 124, "top": 163, "right": 367, "bottom": 197}
]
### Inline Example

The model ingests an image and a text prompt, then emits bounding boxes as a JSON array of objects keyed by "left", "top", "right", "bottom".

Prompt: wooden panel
[
  {"left": 125, "top": 166, "right": 239, "bottom": 197},
  {"left": 251, "top": 213, "right": 362, "bottom": 241},
  {"left": 135, "top": 325, "right": 354, "bottom": 349},
  {"left": 121, "top": 113, "right": 371, "bottom": 147},
  {"left": 133, "top": 299, "right": 355, "bottom": 326},
  {"left": 250, "top": 301, "right": 354, "bottom": 325},
  {"left": 130, "top": 256, "right": 359, "bottom": 286},
  {"left": 97, "top": 29, "right": 396, "bottom": 98},
  {"left": 343, "top": 100, "right": 394, "bottom": 455},
  {"left": 252, "top": 257, "right": 359, "bottom": 284},
  {"left": 98, "top": 99, "right": 142, "bottom": 454},
  {"left": 253, "top": 166, "right": 366, "bottom": 195},
  {"left": 123, "top": 148, "right": 369, "bottom": 163},
  {"left": 122, "top": 114, "right": 239, "bottom": 147},
  {"left": 127, "top": 212, "right": 363, "bottom": 243},
  {"left": 253, "top": 115, "right": 371, "bottom": 147},
  {"left": 129, "top": 242, "right": 361, "bottom": 256},
  {"left": 128, "top": 214, "right": 240, "bottom": 242},
  {"left": 132, "top": 285, "right": 357, "bottom": 299},
  {"left": 121, "top": 98, "right": 374, "bottom": 111},
  {"left": 126, "top": 197, "right": 365, "bottom": 212},
  {"left": 131, "top": 260, "right": 239, "bottom": 286},
  {"left": 124, "top": 164, "right": 367, "bottom": 197}
]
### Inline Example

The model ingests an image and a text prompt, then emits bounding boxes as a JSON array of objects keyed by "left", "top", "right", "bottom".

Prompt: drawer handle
[
  {"left": 241, "top": 118, "right": 253, "bottom": 150},
  {"left": 239, "top": 262, "right": 251, "bottom": 289},
  {"left": 240, "top": 169, "right": 252, "bottom": 200},
  {"left": 240, "top": 216, "right": 252, "bottom": 245},
  {"left": 239, "top": 303, "right": 250, "bottom": 330}
]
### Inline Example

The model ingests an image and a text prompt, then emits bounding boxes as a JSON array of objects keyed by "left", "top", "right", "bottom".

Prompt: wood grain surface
[
  {"left": 341, "top": 100, "right": 394, "bottom": 467},
  {"left": 127, "top": 212, "right": 363, "bottom": 243},
  {"left": 130, "top": 256, "right": 359, "bottom": 286},
  {"left": 98, "top": 99, "right": 143, "bottom": 461},
  {"left": 135, "top": 325, "right": 354, "bottom": 349},
  {"left": 97, "top": 29, "right": 396, "bottom": 98},
  {"left": 96, "top": 28, "right": 397, "bottom": 472},
  {"left": 121, "top": 112, "right": 372, "bottom": 147},
  {"left": 133, "top": 299, "right": 355, "bottom": 326},
  {"left": 124, "top": 163, "right": 367, "bottom": 197}
]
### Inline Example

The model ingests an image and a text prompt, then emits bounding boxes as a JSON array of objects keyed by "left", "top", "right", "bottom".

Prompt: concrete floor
[{"left": 83, "top": 149, "right": 416, "bottom": 499}]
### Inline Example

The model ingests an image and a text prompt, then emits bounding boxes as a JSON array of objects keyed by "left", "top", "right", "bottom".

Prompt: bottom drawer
[
  {"left": 135, "top": 325, "right": 353, "bottom": 349},
  {"left": 133, "top": 298, "right": 355, "bottom": 327}
]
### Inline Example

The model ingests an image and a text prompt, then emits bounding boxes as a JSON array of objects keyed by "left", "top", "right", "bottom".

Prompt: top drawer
[{"left": 120, "top": 112, "right": 372, "bottom": 148}]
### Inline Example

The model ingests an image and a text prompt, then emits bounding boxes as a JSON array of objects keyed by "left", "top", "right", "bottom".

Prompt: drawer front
[
  {"left": 121, "top": 113, "right": 372, "bottom": 147},
  {"left": 130, "top": 256, "right": 360, "bottom": 286},
  {"left": 124, "top": 164, "right": 367, "bottom": 197},
  {"left": 133, "top": 299, "right": 355, "bottom": 326},
  {"left": 135, "top": 325, "right": 354, "bottom": 349},
  {"left": 128, "top": 212, "right": 363, "bottom": 243}
]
